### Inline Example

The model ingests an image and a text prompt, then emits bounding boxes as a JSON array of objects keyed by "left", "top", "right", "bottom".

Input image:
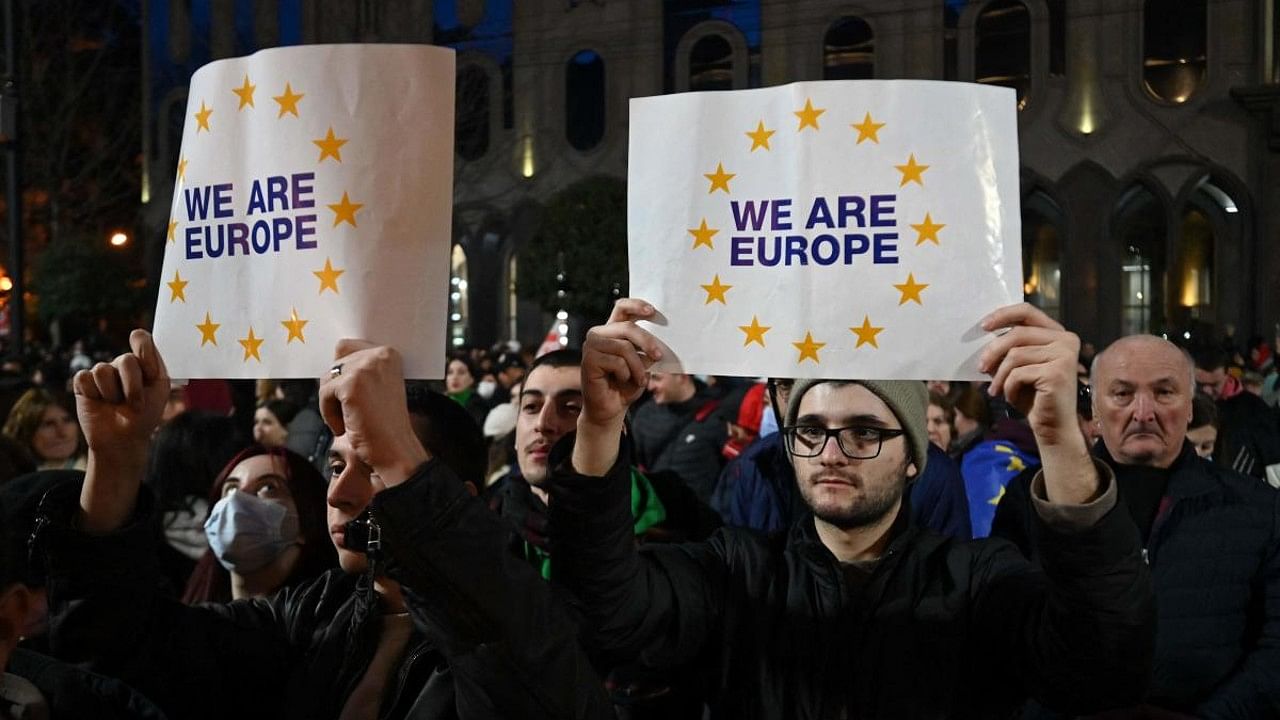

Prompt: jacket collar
[{"left": 1094, "top": 440, "right": 1217, "bottom": 500}]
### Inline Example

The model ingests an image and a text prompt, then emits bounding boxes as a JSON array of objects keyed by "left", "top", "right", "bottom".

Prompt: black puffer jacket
[
  {"left": 36, "top": 459, "right": 611, "bottom": 720},
  {"left": 630, "top": 387, "right": 728, "bottom": 504},
  {"left": 992, "top": 442, "right": 1280, "bottom": 719},
  {"left": 548, "top": 442, "right": 1155, "bottom": 720}
]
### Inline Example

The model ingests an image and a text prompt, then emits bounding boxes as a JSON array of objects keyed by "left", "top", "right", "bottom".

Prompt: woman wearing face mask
[{"left": 181, "top": 446, "right": 336, "bottom": 604}]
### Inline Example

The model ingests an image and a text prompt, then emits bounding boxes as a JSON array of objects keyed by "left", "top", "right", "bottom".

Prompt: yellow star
[
  {"left": 896, "top": 153, "right": 930, "bottom": 187},
  {"left": 701, "top": 274, "right": 732, "bottom": 305},
  {"left": 313, "top": 126, "right": 349, "bottom": 163},
  {"left": 328, "top": 192, "right": 364, "bottom": 228},
  {"left": 167, "top": 219, "right": 178, "bottom": 243},
  {"left": 850, "top": 315, "right": 884, "bottom": 348},
  {"left": 238, "top": 327, "right": 264, "bottom": 362},
  {"left": 739, "top": 316, "right": 771, "bottom": 347},
  {"left": 313, "top": 257, "right": 345, "bottom": 294},
  {"left": 232, "top": 74, "right": 256, "bottom": 110},
  {"left": 794, "top": 98, "right": 825, "bottom": 131},
  {"left": 793, "top": 332, "right": 826, "bottom": 364},
  {"left": 851, "top": 112, "right": 885, "bottom": 144},
  {"left": 1006, "top": 456, "right": 1026, "bottom": 473},
  {"left": 281, "top": 308, "right": 308, "bottom": 344},
  {"left": 688, "top": 219, "right": 718, "bottom": 250},
  {"left": 196, "top": 312, "right": 220, "bottom": 347},
  {"left": 704, "top": 163, "right": 735, "bottom": 194},
  {"left": 745, "top": 120, "right": 775, "bottom": 152},
  {"left": 911, "top": 213, "right": 946, "bottom": 246},
  {"left": 987, "top": 484, "right": 1006, "bottom": 506},
  {"left": 193, "top": 101, "right": 212, "bottom": 133},
  {"left": 273, "top": 82, "right": 304, "bottom": 118},
  {"left": 166, "top": 270, "right": 188, "bottom": 303},
  {"left": 893, "top": 273, "right": 930, "bottom": 305},
  {"left": 176, "top": 156, "right": 188, "bottom": 181}
]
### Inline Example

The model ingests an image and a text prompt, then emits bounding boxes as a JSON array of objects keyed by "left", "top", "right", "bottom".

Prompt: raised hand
[
  {"left": 574, "top": 299, "right": 665, "bottom": 476},
  {"left": 74, "top": 329, "right": 172, "bottom": 533},
  {"left": 979, "top": 303, "right": 1096, "bottom": 503},
  {"left": 318, "top": 339, "right": 429, "bottom": 488}
]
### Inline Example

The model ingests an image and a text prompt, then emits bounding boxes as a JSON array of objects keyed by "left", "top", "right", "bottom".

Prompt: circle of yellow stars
[
  {"left": 688, "top": 97, "right": 947, "bottom": 365},
  {"left": 170, "top": 74, "right": 370, "bottom": 363}
]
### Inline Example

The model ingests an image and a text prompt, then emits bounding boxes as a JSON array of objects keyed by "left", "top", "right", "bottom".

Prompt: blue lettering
[
  {"left": 212, "top": 184, "right": 234, "bottom": 219},
  {"left": 758, "top": 236, "right": 781, "bottom": 266},
  {"left": 785, "top": 235, "right": 808, "bottom": 266},
  {"left": 247, "top": 180, "right": 267, "bottom": 215},
  {"left": 837, "top": 196, "right": 865, "bottom": 228},
  {"left": 184, "top": 226, "right": 203, "bottom": 259},
  {"left": 730, "top": 236, "right": 753, "bottom": 266},
  {"left": 183, "top": 186, "right": 214, "bottom": 221},
  {"left": 770, "top": 198, "right": 792, "bottom": 231},
  {"left": 844, "top": 233, "right": 870, "bottom": 263},
  {"left": 267, "top": 176, "right": 289, "bottom": 211},
  {"left": 805, "top": 197, "right": 833, "bottom": 229},
  {"left": 295, "top": 215, "right": 317, "bottom": 250},
  {"left": 870, "top": 195, "right": 896, "bottom": 227},
  {"left": 731, "top": 200, "right": 770, "bottom": 232},
  {"left": 291, "top": 172, "right": 315, "bottom": 209},
  {"left": 226, "top": 223, "right": 250, "bottom": 256},
  {"left": 873, "top": 233, "right": 899, "bottom": 263},
  {"left": 811, "top": 235, "right": 839, "bottom": 265}
]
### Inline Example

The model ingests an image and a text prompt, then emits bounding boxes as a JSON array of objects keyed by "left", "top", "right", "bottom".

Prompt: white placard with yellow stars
[
  {"left": 628, "top": 80, "right": 1023, "bottom": 380},
  {"left": 153, "top": 45, "right": 454, "bottom": 379}
]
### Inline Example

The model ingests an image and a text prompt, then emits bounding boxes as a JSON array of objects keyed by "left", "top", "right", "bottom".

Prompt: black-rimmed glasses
[{"left": 782, "top": 424, "right": 906, "bottom": 459}]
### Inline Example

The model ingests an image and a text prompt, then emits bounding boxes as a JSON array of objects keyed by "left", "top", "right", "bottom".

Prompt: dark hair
[
  {"left": 405, "top": 382, "right": 486, "bottom": 489},
  {"left": 1190, "top": 393, "right": 1219, "bottom": 431},
  {"left": 528, "top": 348, "right": 582, "bottom": 375},
  {"left": 146, "top": 411, "right": 249, "bottom": 516},
  {"left": 259, "top": 399, "right": 301, "bottom": 427},
  {"left": 181, "top": 445, "right": 337, "bottom": 604},
  {"left": 1192, "top": 346, "right": 1228, "bottom": 373},
  {"left": 1, "top": 388, "right": 82, "bottom": 463},
  {"left": 952, "top": 385, "right": 993, "bottom": 427},
  {"left": 0, "top": 470, "right": 82, "bottom": 589},
  {"left": 446, "top": 354, "right": 479, "bottom": 384}
]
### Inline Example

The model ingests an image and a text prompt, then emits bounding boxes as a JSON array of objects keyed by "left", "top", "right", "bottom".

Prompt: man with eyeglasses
[{"left": 545, "top": 299, "right": 1153, "bottom": 719}]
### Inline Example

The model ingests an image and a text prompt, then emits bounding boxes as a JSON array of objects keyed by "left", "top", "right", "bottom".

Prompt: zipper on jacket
[
  {"left": 1143, "top": 497, "right": 1177, "bottom": 567},
  {"left": 380, "top": 641, "right": 430, "bottom": 720}
]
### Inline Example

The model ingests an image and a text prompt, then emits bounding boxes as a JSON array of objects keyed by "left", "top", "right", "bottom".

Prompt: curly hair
[{"left": 1, "top": 388, "right": 82, "bottom": 463}]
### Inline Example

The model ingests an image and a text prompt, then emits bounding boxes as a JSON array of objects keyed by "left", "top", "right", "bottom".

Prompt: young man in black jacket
[
  {"left": 36, "top": 331, "right": 611, "bottom": 720},
  {"left": 548, "top": 299, "right": 1155, "bottom": 719},
  {"left": 993, "top": 334, "right": 1280, "bottom": 718}
]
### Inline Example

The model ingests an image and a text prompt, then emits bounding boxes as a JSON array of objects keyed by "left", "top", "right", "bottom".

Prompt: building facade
[{"left": 144, "top": 0, "right": 1279, "bottom": 353}]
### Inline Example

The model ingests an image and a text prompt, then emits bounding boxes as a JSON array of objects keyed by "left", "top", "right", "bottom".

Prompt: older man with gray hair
[{"left": 994, "top": 333, "right": 1280, "bottom": 718}]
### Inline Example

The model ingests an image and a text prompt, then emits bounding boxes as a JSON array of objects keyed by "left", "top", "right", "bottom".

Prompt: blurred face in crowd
[
  {"left": 926, "top": 403, "right": 952, "bottom": 450},
  {"left": 326, "top": 434, "right": 378, "bottom": 574},
  {"left": 789, "top": 383, "right": 916, "bottom": 530},
  {"left": 1186, "top": 424, "right": 1217, "bottom": 459},
  {"left": 253, "top": 407, "right": 289, "bottom": 448},
  {"left": 445, "top": 359, "right": 474, "bottom": 394},
  {"left": 1092, "top": 336, "right": 1194, "bottom": 469},
  {"left": 33, "top": 405, "right": 79, "bottom": 463},
  {"left": 926, "top": 380, "right": 950, "bottom": 397},
  {"left": 647, "top": 372, "right": 694, "bottom": 405},
  {"left": 516, "top": 364, "right": 582, "bottom": 485},
  {"left": 1194, "top": 365, "right": 1227, "bottom": 399}
]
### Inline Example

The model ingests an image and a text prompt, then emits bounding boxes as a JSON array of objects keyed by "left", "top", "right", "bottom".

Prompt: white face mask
[
  {"left": 204, "top": 490, "right": 299, "bottom": 574},
  {"left": 476, "top": 380, "right": 497, "bottom": 399}
]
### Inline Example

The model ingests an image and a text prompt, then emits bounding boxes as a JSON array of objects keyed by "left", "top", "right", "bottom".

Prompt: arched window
[
  {"left": 450, "top": 244, "right": 469, "bottom": 348},
  {"left": 1172, "top": 177, "right": 1237, "bottom": 324},
  {"left": 823, "top": 17, "right": 874, "bottom": 80},
  {"left": 456, "top": 64, "right": 490, "bottom": 161},
  {"left": 565, "top": 50, "right": 605, "bottom": 151},
  {"left": 1022, "top": 191, "right": 1063, "bottom": 320},
  {"left": 1113, "top": 185, "right": 1167, "bottom": 335},
  {"left": 1143, "top": 0, "right": 1206, "bottom": 103},
  {"left": 975, "top": 0, "right": 1031, "bottom": 109},
  {"left": 689, "top": 34, "right": 734, "bottom": 91}
]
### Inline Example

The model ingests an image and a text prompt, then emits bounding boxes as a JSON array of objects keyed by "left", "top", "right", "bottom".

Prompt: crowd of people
[{"left": 0, "top": 303, "right": 1276, "bottom": 719}]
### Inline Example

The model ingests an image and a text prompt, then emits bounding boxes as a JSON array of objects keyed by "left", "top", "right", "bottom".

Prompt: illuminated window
[
  {"left": 450, "top": 244, "right": 469, "bottom": 348},
  {"left": 566, "top": 50, "right": 605, "bottom": 151},
  {"left": 975, "top": 0, "right": 1031, "bottom": 110},
  {"left": 1143, "top": 0, "right": 1206, "bottom": 103},
  {"left": 823, "top": 17, "right": 874, "bottom": 80},
  {"left": 1022, "top": 191, "right": 1063, "bottom": 320},
  {"left": 1113, "top": 185, "right": 1167, "bottom": 335}
]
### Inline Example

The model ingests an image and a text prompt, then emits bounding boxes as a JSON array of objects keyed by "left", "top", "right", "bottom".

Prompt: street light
[
  {"left": 0, "top": 276, "right": 10, "bottom": 292},
  {"left": 109, "top": 231, "right": 129, "bottom": 247}
]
